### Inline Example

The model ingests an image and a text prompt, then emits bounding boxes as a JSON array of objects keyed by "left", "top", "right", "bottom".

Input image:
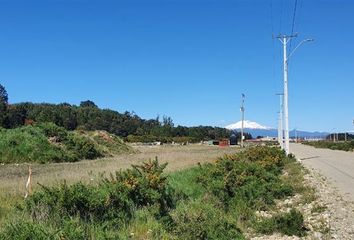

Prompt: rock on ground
[{"left": 249, "top": 164, "right": 354, "bottom": 240}]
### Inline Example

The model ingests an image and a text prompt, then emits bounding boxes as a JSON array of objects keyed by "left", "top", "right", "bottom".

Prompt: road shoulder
[{"left": 303, "top": 164, "right": 354, "bottom": 239}]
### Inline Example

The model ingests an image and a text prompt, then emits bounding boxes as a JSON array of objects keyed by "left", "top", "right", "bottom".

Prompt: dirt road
[{"left": 290, "top": 143, "right": 354, "bottom": 201}]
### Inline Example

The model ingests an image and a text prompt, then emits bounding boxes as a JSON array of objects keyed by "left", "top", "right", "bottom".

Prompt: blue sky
[{"left": 0, "top": 0, "right": 353, "bottom": 132}]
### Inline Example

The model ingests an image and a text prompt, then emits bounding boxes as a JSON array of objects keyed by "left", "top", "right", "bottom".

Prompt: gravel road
[{"left": 290, "top": 143, "right": 354, "bottom": 202}]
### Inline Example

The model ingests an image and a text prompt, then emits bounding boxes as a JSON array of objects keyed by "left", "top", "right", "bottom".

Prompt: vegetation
[
  {"left": 325, "top": 133, "right": 354, "bottom": 141},
  {"left": 0, "top": 122, "right": 132, "bottom": 163},
  {"left": 303, "top": 140, "right": 354, "bottom": 152},
  {"left": 0, "top": 147, "right": 309, "bottom": 239},
  {"left": 11, "top": 101, "right": 232, "bottom": 142},
  {"left": 255, "top": 209, "right": 306, "bottom": 236},
  {"left": 1, "top": 83, "right": 231, "bottom": 142},
  {"left": 0, "top": 84, "right": 8, "bottom": 127}
]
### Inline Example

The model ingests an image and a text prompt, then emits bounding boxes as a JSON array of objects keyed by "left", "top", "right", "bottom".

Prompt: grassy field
[
  {"left": 0, "top": 145, "right": 316, "bottom": 239},
  {"left": 0, "top": 144, "right": 238, "bottom": 194},
  {"left": 0, "top": 144, "right": 238, "bottom": 225},
  {"left": 1, "top": 145, "right": 311, "bottom": 239}
]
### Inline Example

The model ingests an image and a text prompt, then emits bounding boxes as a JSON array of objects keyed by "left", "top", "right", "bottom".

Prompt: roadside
[
  {"left": 250, "top": 163, "right": 354, "bottom": 240},
  {"left": 290, "top": 143, "right": 354, "bottom": 201},
  {"left": 291, "top": 143, "right": 354, "bottom": 239},
  {"left": 304, "top": 166, "right": 354, "bottom": 239}
]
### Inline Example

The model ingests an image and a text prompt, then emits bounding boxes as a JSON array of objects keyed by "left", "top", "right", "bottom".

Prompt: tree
[
  {"left": 232, "top": 130, "right": 252, "bottom": 141},
  {"left": 162, "top": 116, "right": 174, "bottom": 128},
  {"left": 0, "top": 84, "right": 9, "bottom": 127},
  {"left": 80, "top": 100, "right": 97, "bottom": 108},
  {"left": 0, "top": 84, "right": 8, "bottom": 104}
]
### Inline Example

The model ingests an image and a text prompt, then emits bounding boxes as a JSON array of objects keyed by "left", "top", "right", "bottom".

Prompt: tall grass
[{"left": 168, "top": 166, "right": 205, "bottom": 199}]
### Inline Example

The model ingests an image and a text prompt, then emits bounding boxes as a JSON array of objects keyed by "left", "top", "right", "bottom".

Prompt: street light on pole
[
  {"left": 276, "top": 93, "right": 284, "bottom": 149},
  {"left": 240, "top": 93, "right": 245, "bottom": 148},
  {"left": 332, "top": 128, "right": 336, "bottom": 142},
  {"left": 294, "top": 127, "right": 298, "bottom": 143},
  {"left": 277, "top": 34, "right": 314, "bottom": 155}
]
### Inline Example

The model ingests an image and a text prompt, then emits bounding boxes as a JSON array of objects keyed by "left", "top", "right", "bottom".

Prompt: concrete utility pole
[
  {"left": 276, "top": 93, "right": 284, "bottom": 149},
  {"left": 332, "top": 128, "right": 336, "bottom": 142},
  {"left": 277, "top": 34, "right": 313, "bottom": 155},
  {"left": 294, "top": 128, "right": 298, "bottom": 143},
  {"left": 240, "top": 93, "right": 245, "bottom": 148}
]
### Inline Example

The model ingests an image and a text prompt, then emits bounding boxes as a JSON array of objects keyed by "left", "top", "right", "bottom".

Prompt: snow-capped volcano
[
  {"left": 225, "top": 120, "right": 329, "bottom": 139},
  {"left": 225, "top": 120, "right": 272, "bottom": 130}
]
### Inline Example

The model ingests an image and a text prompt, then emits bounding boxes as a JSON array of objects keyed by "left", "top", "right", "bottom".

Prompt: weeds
[
  {"left": 311, "top": 204, "right": 327, "bottom": 214},
  {"left": 170, "top": 199, "right": 244, "bottom": 240},
  {"left": 255, "top": 208, "right": 307, "bottom": 237}
]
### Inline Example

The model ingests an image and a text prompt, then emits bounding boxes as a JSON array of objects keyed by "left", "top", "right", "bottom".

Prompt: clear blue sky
[{"left": 0, "top": 0, "right": 353, "bottom": 132}]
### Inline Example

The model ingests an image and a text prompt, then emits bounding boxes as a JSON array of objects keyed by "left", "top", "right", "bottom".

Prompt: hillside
[{"left": 0, "top": 123, "right": 133, "bottom": 164}]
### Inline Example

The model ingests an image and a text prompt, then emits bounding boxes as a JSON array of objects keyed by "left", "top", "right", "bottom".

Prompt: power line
[
  {"left": 290, "top": 0, "right": 298, "bottom": 35},
  {"left": 296, "top": 0, "right": 304, "bottom": 35},
  {"left": 289, "top": 0, "right": 299, "bottom": 55},
  {"left": 269, "top": 0, "right": 278, "bottom": 93},
  {"left": 270, "top": 0, "right": 274, "bottom": 35},
  {"left": 279, "top": 0, "right": 284, "bottom": 34},
  {"left": 240, "top": 94, "right": 245, "bottom": 148}
]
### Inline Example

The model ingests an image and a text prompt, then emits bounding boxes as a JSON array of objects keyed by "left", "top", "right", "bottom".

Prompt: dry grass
[
  {"left": 0, "top": 144, "right": 238, "bottom": 226},
  {"left": 0, "top": 144, "right": 238, "bottom": 197}
]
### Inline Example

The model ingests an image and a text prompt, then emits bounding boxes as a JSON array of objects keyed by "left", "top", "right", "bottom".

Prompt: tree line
[
  {"left": 0, "top": 84, "right": 233, "bottom": 142},
  {"left": 326, "top": 133, "right": 354, "bottom": 141}
]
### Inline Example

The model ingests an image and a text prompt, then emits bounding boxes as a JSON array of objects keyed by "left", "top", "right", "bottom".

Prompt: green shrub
[
  {"left": 256, "top": 208, "right": 306, "bottom": 237},
  {"left": 57, "top": 218, "right": 87, "bottom": 240},
  {"left": 0, "top": 125, "right": 68, "bottom": 163},
  {"left": 303, "top": 140, "right": 354, "bottom": 152},
  {"left": 224, "top": 146, "right": 286, "bottom": 174},
  {"left": 37, "top": 122, "right": 68, "bottom": 141},
  {"left": 171, "top": 200, "right": 245, "bottom": 240},
  {"left": 65, "top": 134, "right": 102, "bottom": 160},
  {"left": 25, "top": 158, "right": 179, "bottom": 230},
  {"left": 26, "top": 181, "right": 134, "bottom": 226},
  {"left": 198, "top": 147, "right": 293, "bottom": 210},
  {"left": 0, "top": 220, "right": 54, "bottom": 240},
  {"left": 168, "top": 166, "right": 206, "bottom": 199},
  {"left": 0, "top": 218, "right": 122, "bottom": 240},
  {"left": 102, "top": 158, "right": 180, "bottom": 217},
  {"left": 118, "top": 208, "right": 173, "bottom": 239},
  {"left": 1, "top": 157, "right": 181, "bottom": 237},
  {"left": 0, "top": 124, "right": 131, "bottom": 163}
]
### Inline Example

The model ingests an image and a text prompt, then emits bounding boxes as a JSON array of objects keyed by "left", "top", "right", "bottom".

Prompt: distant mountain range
[{"left": 225, "top": 120, "right": 329, "bottom": 139}]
